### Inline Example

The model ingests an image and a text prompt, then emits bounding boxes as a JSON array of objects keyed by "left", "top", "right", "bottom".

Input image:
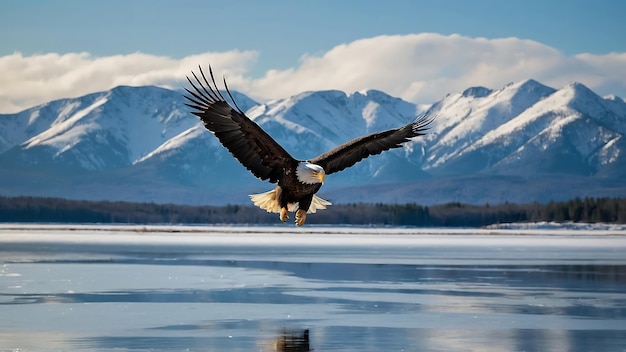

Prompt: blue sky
[{"left": 1, "top": 0, "right": 625, "bottom": 113}]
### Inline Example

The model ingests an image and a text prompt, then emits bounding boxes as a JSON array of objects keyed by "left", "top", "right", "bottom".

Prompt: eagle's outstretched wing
[
  {"left": 309, "top": 113, "right": 435, "bottom": 175},
  {"left": 184, "top": 66, "right": 295, "bottom": 183}
]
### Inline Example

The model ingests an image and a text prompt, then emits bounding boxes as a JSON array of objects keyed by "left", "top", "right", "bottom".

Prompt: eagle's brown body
[
  {"left": 277, "top": 179, "right": 322, "bottom": 211},
  {"left": 184, "top": 66, "right": 434, "bottom": 225}
]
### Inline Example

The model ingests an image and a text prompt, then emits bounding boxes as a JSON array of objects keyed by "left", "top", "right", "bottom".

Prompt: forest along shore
[{"left": 1, "top": 196, "right": 625, "bottom": 227}]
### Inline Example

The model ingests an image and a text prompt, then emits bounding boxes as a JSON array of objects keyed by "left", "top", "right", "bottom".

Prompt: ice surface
[{"left": 1, "top": 224, "right": 625, "bottom": 351}]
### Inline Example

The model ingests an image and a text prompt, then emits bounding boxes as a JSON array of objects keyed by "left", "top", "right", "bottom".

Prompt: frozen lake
[{"left": 1, "top": 224, "right": 626, "bottom": 351}]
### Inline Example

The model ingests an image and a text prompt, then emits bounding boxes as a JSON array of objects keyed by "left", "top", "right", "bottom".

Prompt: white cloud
[
  {"left": 0, "top": 50, "right": 258, "bottom": 113},
  {"left": 1, "top": 33, "right": 625, "bottom": 113},
  {"left": 245, "top": 33, "right": 626, "bottom": 104}
]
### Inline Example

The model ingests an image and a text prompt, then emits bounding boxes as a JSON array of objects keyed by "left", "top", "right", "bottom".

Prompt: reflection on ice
[
  {"left": 269, "top": 329, "right": 311, "bottom": 352},
  {"left": 1, "top": 225, "right": 626, "bottom": 351}
]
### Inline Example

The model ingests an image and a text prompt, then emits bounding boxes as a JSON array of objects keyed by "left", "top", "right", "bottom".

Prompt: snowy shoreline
[
  {"left": 483, "top": 221, "right": 626, "bottom": 231},
  {"left": 0, "top": 221, "right": 625, "bottom": 236}
]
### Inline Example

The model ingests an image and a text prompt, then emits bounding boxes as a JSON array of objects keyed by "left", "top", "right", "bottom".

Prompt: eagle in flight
[{"left": 184, "top": 66, "right": 434, "bottom": 226}]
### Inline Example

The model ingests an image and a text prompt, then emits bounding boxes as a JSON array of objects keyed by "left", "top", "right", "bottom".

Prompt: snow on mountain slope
[
  {"left": 23, "top": 94, "right": 109, "bottom": 154},
  {"left": 250, "top": 89, "right": 425, "bottom": 184},
  {"left": 246, "top": 89, "right": 419, "bottom": 159},
  {"left": 135, "top": 125, "right": 206, "bottom": 164},
  {"left": 439, "top": 82, "right": 626, "bottom": 176},
  {"left": 425, "top": 79, "right": 555, "bottom": 171},
  {"left": 132, "top": 124, "right": 263, "bottom": 192},
  {"left": 3, "top": 86, "right": 197, "bottom": 170},
  {"left": 0, "top": 92, "right": 105, "bottom": 154}
]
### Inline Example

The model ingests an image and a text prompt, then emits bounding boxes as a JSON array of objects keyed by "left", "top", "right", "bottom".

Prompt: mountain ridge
[{"left": 1, "top": 79, "right": 625, "bottom": 206}]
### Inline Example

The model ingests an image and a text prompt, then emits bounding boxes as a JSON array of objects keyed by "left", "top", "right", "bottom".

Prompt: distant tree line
[{"left": 0, "top": 196, "right": 625, "bottom": 227}]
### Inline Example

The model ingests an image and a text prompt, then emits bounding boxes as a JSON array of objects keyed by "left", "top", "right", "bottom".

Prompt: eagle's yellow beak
[{"left": 315, "top": 171, "right": 326, "bottom": 184}]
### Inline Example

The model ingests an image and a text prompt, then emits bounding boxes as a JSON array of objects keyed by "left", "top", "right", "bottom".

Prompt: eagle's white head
[{"left": 296, "top": 162, "right": 326, "bottom": 185}]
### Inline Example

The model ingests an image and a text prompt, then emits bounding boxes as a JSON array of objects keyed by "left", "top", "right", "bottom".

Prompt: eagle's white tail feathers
[
  {"left": 249, "top": 190, "right": 281, "bottom": 213},
  {"left": 249, "top": 189, "right": 331, "bottom": 214},
  {"left": 309, "top": 194, "right": 332, "bottom": 213}
]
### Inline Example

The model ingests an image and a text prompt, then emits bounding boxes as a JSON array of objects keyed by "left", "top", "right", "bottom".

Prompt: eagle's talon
[
  {"left": 295, "top": 209, "right": 307, "bottom": 226},
  {"left": 279, "top": 207, "right": 289, "bottom": 223}
]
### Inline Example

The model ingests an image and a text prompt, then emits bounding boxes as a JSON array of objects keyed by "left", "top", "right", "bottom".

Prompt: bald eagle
[{"left": 184, "top": 66, "right": 434, "bottom": 226}]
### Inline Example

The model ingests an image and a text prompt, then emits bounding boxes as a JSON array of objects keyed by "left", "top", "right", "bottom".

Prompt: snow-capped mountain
[
  {"left": 424, "top": 79, "right": 556, "bottom": 173},
  {"left": 1, "top": 80, "right": 625, "bottom": 206},
  {"left": 424, "top": 80, "right": 626, "bottom": 177},
  {"left": 1, "top": 86, "right": 195, "bottom": 171}
]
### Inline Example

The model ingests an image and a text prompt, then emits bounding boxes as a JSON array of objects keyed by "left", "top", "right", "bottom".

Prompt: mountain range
[{"left": 1, "top": 79, "right": 625, "bottom": 206}]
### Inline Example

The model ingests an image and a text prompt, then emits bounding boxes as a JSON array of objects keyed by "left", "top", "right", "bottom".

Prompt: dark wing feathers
[
  {"left": 184, "top": 66, "right": 295, "bottom": 183},
  {"left": 185, "top": 65, "right": 435, "bottom": 181},
  {"left": 309, "top": 113, "right": 435, "bottom": 175}
]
